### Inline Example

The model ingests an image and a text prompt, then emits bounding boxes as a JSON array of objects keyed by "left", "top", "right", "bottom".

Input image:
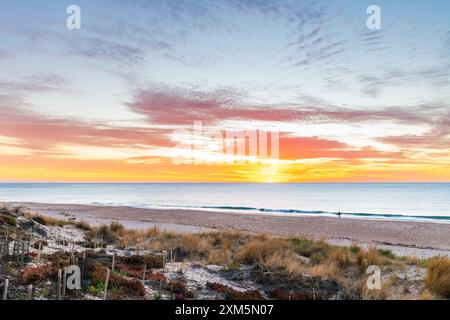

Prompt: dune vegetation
[{"left": 1, "top": 206, "right": 449, "bottom": 300}]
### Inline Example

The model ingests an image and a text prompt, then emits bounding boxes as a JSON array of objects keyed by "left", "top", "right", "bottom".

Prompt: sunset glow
[{"left": 1, "top": 0, "right": 449, "bottom": 182}]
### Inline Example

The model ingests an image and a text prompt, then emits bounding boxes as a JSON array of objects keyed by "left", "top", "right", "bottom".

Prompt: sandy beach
[{"left": 2, "top": 201, "right": 449, "bottom": 258}]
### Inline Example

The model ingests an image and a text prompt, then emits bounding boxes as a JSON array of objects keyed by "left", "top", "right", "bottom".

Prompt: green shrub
[
  {"left": 377, "top": 249, "right": 396, "bottom": 259},
  {"left": 88, "top": 281, "right": 105, "bottom": 296},
  {"left": 310, "top": 252, "right": 326, "bottom": 265},
  {"left": 350, "top": 245, "right": 361, "bottom": 254},
  {"left": 2, "top": 215, "right": 17, "bottom": 226},
  {"left": 153, "top": 292, "right": 162, "bottom": 300},
  {"left": 291, "top": 238, "right": 328, "bottom": 258},
  {"left": 95, "top": 225, "right": 119, "bottom": 244},
  {"left": 225, "top": 261, "right": 241, "bottom": 271},
  {"left": 32, "top": 216, "right": 47, "bottom": 226}
]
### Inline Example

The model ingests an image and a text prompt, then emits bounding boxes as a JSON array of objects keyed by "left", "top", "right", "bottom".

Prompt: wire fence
[
  {"left": 1, "top": 237, "right": 170, "bottom": 301},
  {"left": 1, "top": 280, "right": 34, "bottom": 300}
]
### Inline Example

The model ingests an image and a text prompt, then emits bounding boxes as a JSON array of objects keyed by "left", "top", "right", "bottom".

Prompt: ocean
[{"left": 0, "top": 183, "right": 449, "bottom": 222}]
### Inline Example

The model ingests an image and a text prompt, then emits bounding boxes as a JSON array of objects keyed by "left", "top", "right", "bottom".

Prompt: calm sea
[{"left": 0, "top": 183, "right": 449, "bottom": 222}]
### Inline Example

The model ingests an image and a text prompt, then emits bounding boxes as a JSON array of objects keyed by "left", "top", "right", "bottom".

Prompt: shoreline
[{"left": 2, "top": 201, "right": 450, "bottom": 258}]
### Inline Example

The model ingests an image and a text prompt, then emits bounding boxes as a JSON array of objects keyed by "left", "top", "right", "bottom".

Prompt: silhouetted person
[{"left": 337, "top": 211, "right": 342, "bottom": 218}]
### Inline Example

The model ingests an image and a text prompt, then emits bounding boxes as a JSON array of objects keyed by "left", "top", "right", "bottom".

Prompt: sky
[{"left": 0, "top": 0, "right": 449, "bottom": 182}]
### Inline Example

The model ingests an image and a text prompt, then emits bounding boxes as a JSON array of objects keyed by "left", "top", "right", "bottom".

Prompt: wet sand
[{"left": 3, "top": 202, "right": 450, "bottom": 258}]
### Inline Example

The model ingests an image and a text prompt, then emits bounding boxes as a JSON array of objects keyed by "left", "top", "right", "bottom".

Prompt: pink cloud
[
  {"left": 127, "top": 86, "right": 438, "bottom": 126},
  {"left": 0, "top": 106, "right": 172, "bottom": 153}
]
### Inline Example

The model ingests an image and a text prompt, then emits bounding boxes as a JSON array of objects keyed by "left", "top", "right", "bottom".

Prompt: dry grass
[
  {"left": 181, "top": 234, "right": 202, "bottom": 255},
  {"left": 418, "top": 289, "right": 438, "bottom": 300},
  {"left": 235, "top": 238, "right": 288, "bottom": 264},
  {"left": 75, "top": 220, "right": 91, "bottom": 231},
  {"left": 425, "top": 256, "right": 450, "bottom": 298},
  {"left": 0, "top": 206, "right": 24, "bottom": 216},
  {"left": 263, "top": 252, "right": 305, "bottom": 281},
  {"left": 23, "top": 212, "right": 92, "bottom": 230},
  {"left": 356, "top": 247, "right": 389, "bottom": 271},
  {"left": 207, "top": 245, "right": 233, "bottom": 265},
  {"left": 31, "top": 214, "right": 66, "bottom": 227},
  {"left": 115, "top": 225, "right": 405, "bottom": 296},
  {"left": 145, "top": 227, "right": 161, "bottom": 238},
  {"left": 7, "top": 209, "right": 438, "bottom": 300},
  {"left": 310, "top": 261, "right": 338, "bottom": 279},
  {"left": 109, "top": 221, "right": 125, "bottom": 233},
  {"left": 329, "top": 247, "right": 352, "bottom": 267},
  {"left": 360, "top": 278, "right": 390, "bottom": 300},
  {"left": 87, "top": 222, "right": 132, "bottom": 244},
  {"left": 120, "top": 229, "right": 148, "bottom": 245}
]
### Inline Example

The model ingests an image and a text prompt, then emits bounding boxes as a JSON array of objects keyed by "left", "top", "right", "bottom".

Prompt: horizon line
[{"left": 1, "top": 181, "right": 450, "bottom": 184}]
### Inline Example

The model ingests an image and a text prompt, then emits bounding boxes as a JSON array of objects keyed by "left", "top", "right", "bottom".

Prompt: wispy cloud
[{"left": 0, "top": 73, "right": 67, "bottom": 93}]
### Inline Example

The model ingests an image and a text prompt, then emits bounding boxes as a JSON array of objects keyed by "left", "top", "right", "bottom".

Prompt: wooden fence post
[
  {"left": 27, "top": 284, "right": 33, "bottom": 300},
  {"left": 2, "top": 279, "right": 9, "bottom": 300},
  {"left": 103, "top": 268, "right": 110, "bottom": 300},
  {"left": 4, "top": 231, "right": 9, "bottom": 257},
  {"left": 37, "top": 241, "right": 42, "bottom": 262},
  {"left": 82, "top": 250, "right": 86, "bottom": 281},
  {"left": 111, "top": 253, "right": 115, "bottom": 271},
  {"left": 27, "top": 231, "right": 32, "bottom": 253},
  {"left": 142, "top": 264, "right": 147, "bottom": 283},
  {"left": 70, "top": 240, "right": 75, "bottom": 262},
  {"left": 20, "top": 240, "right": 25, "bottom": 265},
  {"left": 13, "top": 240, "right": 19, "bottom": 263},
  {"left": 57, "top": 269, "right": 62, "bottom": 300},
  {"left": 62, "top": 268, "right": 67, "bottom": 299}
]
